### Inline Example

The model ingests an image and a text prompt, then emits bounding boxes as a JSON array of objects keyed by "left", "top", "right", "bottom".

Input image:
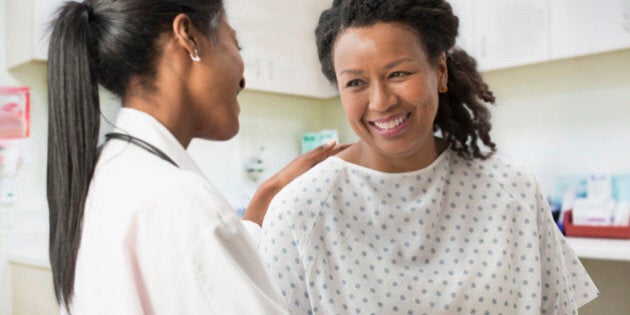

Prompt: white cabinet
[
  {"left": 473, "top": 0, "right": 550, "bottom": 71},
  {"left": 225, "top": 0, "right": 337, "bottom": 98},
  {"left": 550, "top": 0, "right": 630, "bottom": 60},
  {"left": 11, "top": 262, "right": 59, "bottom": 315},
  {"left": 4, "top": 0, "right": 65, "bottom": 69},
  {"left": 449, "top": 0, "right": 476, "bottom": 55}
]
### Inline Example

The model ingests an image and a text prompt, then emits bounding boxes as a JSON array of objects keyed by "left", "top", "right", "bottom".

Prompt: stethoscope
[{"left": 105, "top": 132, "right": 179, "bottom": 168}]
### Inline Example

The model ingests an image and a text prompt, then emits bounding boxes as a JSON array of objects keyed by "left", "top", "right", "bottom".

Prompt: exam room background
[{"left": 1, "top": 0, "right": 630, "bottom": 313}]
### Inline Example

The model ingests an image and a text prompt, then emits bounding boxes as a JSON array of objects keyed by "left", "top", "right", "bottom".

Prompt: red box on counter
[{"left": 564, "top": 210, "right": 630, "bottom": 239}]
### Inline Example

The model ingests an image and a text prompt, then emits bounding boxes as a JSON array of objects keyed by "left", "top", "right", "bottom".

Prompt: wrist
[{"left": 259, "top": 175, "right": 283, "bottom": 196}]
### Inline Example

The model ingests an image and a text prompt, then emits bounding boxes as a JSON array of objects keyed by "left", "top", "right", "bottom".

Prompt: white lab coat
[{"left": 68, "top": 108, "right": 287, "bottom": 314}]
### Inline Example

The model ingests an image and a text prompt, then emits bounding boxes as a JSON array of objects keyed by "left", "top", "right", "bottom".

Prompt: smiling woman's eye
[
  {"left": 390, "top": 71, "right": 410, "bottom": 79},
  {"left": 345, "top": 79, "right": 363, "bottom": 88}
]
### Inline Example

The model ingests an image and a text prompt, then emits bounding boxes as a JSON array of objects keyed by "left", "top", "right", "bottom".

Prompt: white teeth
[{"left": 374, "top": 115, "right": 406, "bottom": 130}]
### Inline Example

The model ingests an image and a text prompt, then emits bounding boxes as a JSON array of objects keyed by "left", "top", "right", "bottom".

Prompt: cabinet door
[
  {"left": 225, "top": 0, "right": 337, "bottom": 98},
  {"left": 474, "top": 0, "right": 550, "bottom": 71},
  {"left": 550, "top": 0, "right": 630, "bottom": 60},
  {"left": 449, "top": 0, "right": 476, "bottom": 56},
  {"left": 32, "top": 0, "right": 66, "bottom": 60},
  {"left": 5, "top": 0, "right": 65, "bottom": 68}
]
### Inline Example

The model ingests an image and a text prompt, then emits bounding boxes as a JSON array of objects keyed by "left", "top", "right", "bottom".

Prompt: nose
[
  {"left": 369, "top": 81, "right": 397, "bottom": 112},
  {"left": 239, "top": 78, "right": 246, "bottom": 90},
  {"left": 236, "top": 77, "right": 245, "bottom": 94}
]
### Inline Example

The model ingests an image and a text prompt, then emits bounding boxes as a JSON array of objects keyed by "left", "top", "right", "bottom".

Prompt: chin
[
  {"left": 216, "top": 128, "right": 239, "bottom": 141},
  {"left": 226, "top": 123, "right": 241, "bottom": 140},
  {"left": 371, "top": 138, "right": 429, "bottom": 159},
  {"left": 201, "top": 125, "right": 240, "bottom": 141}
]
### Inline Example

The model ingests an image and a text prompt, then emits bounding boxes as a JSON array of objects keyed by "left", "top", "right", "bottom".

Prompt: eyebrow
[
  {"left": 385, "top": 58, "right": 413, "bottom": 70},
  {"left": 339, "top": 58, "right": 414, "bottom": 76}
]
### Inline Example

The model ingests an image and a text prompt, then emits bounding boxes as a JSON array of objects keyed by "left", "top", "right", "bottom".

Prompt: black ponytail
[
  {"left": 47, "top": 1, "right": 99, "bottom": 309},
  {"left": 46, "top": 0, "right": 224, "bottom": 310}
]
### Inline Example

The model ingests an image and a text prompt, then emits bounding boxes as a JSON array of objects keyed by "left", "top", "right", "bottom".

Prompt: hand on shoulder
[{"left": 242, "top": 141, "right": 352, "bottom": 226}]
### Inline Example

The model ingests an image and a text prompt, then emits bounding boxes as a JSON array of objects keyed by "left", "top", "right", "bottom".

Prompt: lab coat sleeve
[
  {"left": 123, "top": 173, "right": 288, "bottom": 315},
  {"left": 534, "top": 180, "right": 599, "bottom": 313},
  {"left": 241, "top": 219, "right": 262, "bottom": 245},
  {"left": 259, "top": 192, "right": 314, "bottom": 314}
]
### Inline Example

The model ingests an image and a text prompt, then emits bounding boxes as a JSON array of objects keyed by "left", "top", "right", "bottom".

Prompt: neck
[
  {"left": 346, "top": 138, "right": 447, "bottom": 173},
  {"left": 123, "top": 89, "right": 194, "bottom": 148}
]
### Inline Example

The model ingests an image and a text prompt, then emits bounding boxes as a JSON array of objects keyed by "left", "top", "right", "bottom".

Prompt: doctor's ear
[{"left": 172, "top": 13, "right": 201, "bottom": 62}]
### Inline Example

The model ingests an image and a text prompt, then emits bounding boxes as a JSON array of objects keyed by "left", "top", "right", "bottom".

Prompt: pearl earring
[
  {"left": 188, "top": 40, "right": 200, "bottom": 62},
  {"left": 190, "top": 47, "right": 200, "bottom": 62}
]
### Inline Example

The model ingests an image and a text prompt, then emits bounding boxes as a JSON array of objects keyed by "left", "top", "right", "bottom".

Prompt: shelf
[{"left": 566, "top": 237, "right": 630, "bottom": 262}]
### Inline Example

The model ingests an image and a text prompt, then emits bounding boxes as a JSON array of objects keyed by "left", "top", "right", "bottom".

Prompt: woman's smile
[{"left": 367, "top": 112, "right": 412, "bottom": 136}]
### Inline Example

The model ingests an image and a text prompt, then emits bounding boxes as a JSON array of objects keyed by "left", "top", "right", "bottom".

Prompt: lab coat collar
[{"left": 113, "top": 108, "right": 207, "bottom": 178}]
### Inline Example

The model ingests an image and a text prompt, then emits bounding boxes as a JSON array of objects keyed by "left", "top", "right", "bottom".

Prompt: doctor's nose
[{"left": 239, "top": 78, "right": 246, "bottom": 90}]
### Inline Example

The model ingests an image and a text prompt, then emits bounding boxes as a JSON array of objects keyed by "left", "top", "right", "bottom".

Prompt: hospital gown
[{"left": 260, "top": 149, "right": 598, "bottom": 314}]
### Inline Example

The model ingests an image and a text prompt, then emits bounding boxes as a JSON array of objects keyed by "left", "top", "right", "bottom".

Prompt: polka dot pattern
[{"left": 260, "top": 149, "right": 598, "bottom": 314}]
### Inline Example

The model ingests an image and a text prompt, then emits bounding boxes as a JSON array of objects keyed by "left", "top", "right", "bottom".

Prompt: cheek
[
  {"left": 216, "top": 48, "right": 243, "bottom": 87},
  {"left": 233, "top": 51, "right": 244, "bottom": 77},
  {"left": 401, "top": 80, "right": 439, "bottom": 112},
  {"left": 340, "top": 94, "right": 365, "bottom": 122}
]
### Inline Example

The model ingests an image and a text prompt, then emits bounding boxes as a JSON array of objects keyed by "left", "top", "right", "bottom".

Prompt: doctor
[{"left": 46, "top": 0, "right": 344, "bottom": 313}]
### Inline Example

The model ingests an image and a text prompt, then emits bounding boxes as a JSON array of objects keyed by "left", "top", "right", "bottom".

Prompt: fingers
[
  {"left": 319, "top": 139, "right": 336, "bottom": 150},
  {"left": 303, "top": 141, "right": 353, "bottom": 167},
  {"left": 313, "top": 141, "right": 352, "bottom": 154},
  {"left": 307, "top": 140, "right": 336, "bottom": 159},
  {"left": 306, "top": 145, "right": 333, "bottom": 165},
  {"left": 318, "top": 142, "right": 353, "bottom": 157},
  {"left": 269, "top": 142, "right": 355, "bottom": 191},
  {"left": 329, "top": 143, "right": 353, "bottom": 156}
]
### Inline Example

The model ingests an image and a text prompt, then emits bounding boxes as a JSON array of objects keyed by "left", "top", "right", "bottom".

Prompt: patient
[{"left": 259, "top": 0, "right": 599, "bottom": 314}]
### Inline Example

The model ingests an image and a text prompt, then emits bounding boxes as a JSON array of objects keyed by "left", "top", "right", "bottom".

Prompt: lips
[{"left": 369, "top": 113, "right": 411, "bottom": 131}]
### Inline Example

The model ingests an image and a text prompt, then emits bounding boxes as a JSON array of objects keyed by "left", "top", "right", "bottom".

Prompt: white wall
[
  {"left": 321, "top": 97, "right": 358, "bottom": 144},
  {"left": 486, "top": 49, "right": 630, "bottom": 188}
]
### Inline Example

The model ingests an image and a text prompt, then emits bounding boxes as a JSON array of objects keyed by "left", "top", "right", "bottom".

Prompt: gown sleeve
[
  {"left": 259, "top": 191, "right": 314, "bottom": 314},
  {"left": 123, "top": 174, "right": 288, "bottom": 314},
  {"left": 534, "top": 180, "right": 599, "bottom": 314}
]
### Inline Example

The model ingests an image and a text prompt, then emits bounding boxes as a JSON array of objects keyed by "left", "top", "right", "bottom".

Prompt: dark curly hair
[{"left": 315, "top": 0, "right": 497, "bottom": 160}]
